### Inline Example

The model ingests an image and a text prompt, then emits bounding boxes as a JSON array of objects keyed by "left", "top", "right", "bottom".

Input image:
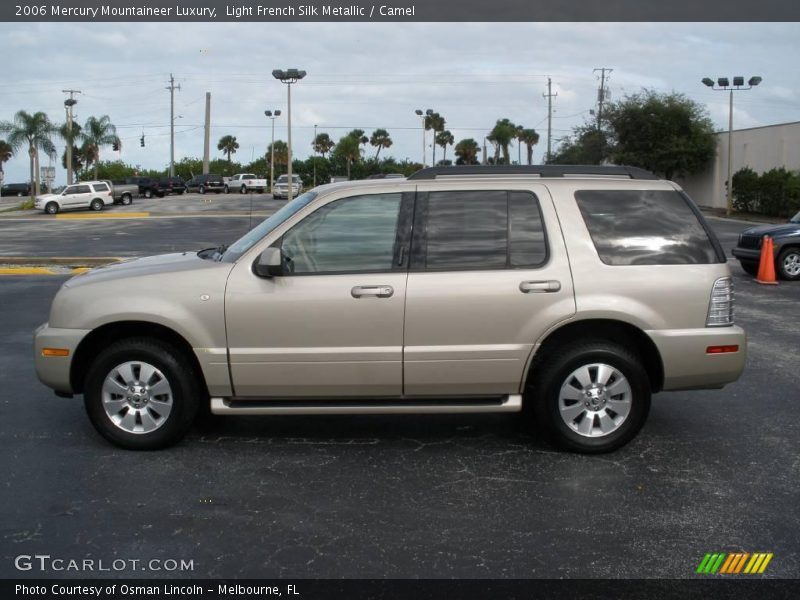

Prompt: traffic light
[
  {"left": 140, "top": 135, "right": 145, "bottom": 147},
  {"left": 112, "top": 141, "right": 119, "bottom": 151}
]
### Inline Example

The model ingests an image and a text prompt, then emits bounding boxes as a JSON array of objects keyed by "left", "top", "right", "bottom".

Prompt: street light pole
[
  {"left": 415, "top": 109, "right": 428, "bottom": 167},
  {"left": 273, "top": 69, "right": 306, "bottom": 201},
  {"left": 265, "top": 109, "right": 281, "bottom": 193},
  {"left": 313, "top": 124, "right": 317, "bottom": 187},
  {"left": 62, "top": 90, "right": 80, "bottom": 185},
  {"left": 701, "top": 75, "right": 762, "bottom": 217}
]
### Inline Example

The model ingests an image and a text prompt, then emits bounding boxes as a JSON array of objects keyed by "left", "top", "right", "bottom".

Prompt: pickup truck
[
  {"left": 109, "top": 180, "right": 139, "bottom": 205},
  {"left": 225, "top": 173, "right": 267, "bottom": 194}
]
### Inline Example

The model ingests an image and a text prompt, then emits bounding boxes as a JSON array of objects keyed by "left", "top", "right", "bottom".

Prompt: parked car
[
  {"left": 127, "top": 176, "right": 164, "bottom": 199},
  {"left": 157, "top": 177, "right": 186, "bottom": 196},
  {"left": 34, "top": 180, "right": 114, "bottom": 214},
  {"left": 185, "top": 174, "right": 225, "bottom": 194},
  {"left": 272, "top": 174, "right": 302, "bottom": 199},
  {"left": 732, "top": 210, "right": 800, "bottom": 280},
  {"left": 1, "top": 182, "right": 31, "bottom": 197},
  {"left": 34, "top": 165, "right": 745, "bottom": 452},
  {"left": 110, "top": 180, "right": 138, "bottom": 205},
  {"left": 225, "top": 173, "right": 268, "bottom": 194}
]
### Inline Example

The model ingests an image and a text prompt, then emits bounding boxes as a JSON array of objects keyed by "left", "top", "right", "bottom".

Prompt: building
[{"left": 678, "top": 121, "right": 800, "bottom": 209}]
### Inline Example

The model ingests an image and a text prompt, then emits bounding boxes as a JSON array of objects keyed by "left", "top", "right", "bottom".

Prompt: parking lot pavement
[{"left": 0, "top": 221, "right": 798, "bottom": 579}]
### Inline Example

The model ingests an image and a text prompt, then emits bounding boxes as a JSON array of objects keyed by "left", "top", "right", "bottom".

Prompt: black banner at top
[{"left": 2, "top": 0, "right": 800, "bottom": 22}]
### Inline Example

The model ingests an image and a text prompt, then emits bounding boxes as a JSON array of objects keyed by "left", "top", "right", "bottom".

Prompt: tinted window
[
  {"left": 93, "top": 183, "right": 109, "bottom": 192},
  {"left": 281, "top": 193, "right": 401, "bottom": 274},
  {"left": 575, "top": 190, "right": 720, "bottom": 265},
  {"left": 74, "top": 185, "right": 91, "bottom": 194},
  {"left": 63, "top": 185, "right": 79, "bottom": 194},
  {"left": 423, "top": 190, "right": 547, "bottom": 270}
]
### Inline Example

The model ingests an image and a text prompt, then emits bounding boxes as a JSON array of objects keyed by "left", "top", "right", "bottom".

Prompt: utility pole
[
  {"left": 166, "top": 74, "right": 181, "bottom": 177},
  {"left": 203, "top": 92, "right": 211, "bottom": 175},
  {"left": 313, "top": 124, "right": 317, "bottom": 187},
  {"left": 593, "top": 68, "right": 612, "bottom": 130},
  {"left": 62, "top": 89, "right": 81, "bottom": 185},
  {"left": 542, "top": 77, "right": 557, "bottom": 163}
]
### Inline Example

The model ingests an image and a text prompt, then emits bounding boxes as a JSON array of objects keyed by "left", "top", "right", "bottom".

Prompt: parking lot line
[
  {"left": 0, "top": 267, "right": 56, "bottom": 275},
  {"left": 55, "top": 212, "right": 150, "bottom": 219}
]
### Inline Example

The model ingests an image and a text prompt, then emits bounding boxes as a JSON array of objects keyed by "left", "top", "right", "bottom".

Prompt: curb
[
  {"left": 0, "top": 256, "right": 123, "bottom": 266},
  {"left": 0, "top": 267, "right": 92, "bottom": 276}
]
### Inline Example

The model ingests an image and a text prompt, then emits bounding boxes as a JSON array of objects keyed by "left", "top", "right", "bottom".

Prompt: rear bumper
[
  {"left": 33, "top": 323, "right": 90, "bottom": 394},
  {"left": 647, "top": 326, "right": 746, "bottom": 391}
]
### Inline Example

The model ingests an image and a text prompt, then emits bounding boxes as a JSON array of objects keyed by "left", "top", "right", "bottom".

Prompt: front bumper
[
  {"left": 33, "top": 323, "right": 91, "bottom": 394},
  {"left": 648, "top": 326, "right": 747, "bottom": 391},
  {"left": 731, "top": 247, "right": 762, "bottom": 262}
]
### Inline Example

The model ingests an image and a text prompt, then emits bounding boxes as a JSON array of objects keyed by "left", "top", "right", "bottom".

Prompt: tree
[
  {"left": 313, "top": 132, "right": 335, "bottom": 157},
  {"left": 0, "top": 139, "right": 12, "bottom": 176},
  {"left": 435, "top": 130, "right": 454, "bottom": 164},
  {"left": 267, "top": 140, "right": 288, "bottom": 167},
  {"left": 603, "top": 90, "right": 716, "bottom": 179},
  {"left": 217, "top": 135, "right": 239, "bottom": 164},
  {"left": 732, "top": 167, "right": 761, "bottom": 214},
  {"left": 62, "top": 145, "right": 88, "bottom": 173},
  {"left": 81, "top": 115, "right": 121, "bottom": 180},
  {"left": 0, "top": 110, "right": 57, "bottom": 197},
  {"left": 454, "top": 138, "right": 480, "bottom": 165},
  {"left": 517, "top": 128, "right": 540, "bottom": 165},
  {"left": 424, "top": 112, "right": 445, "bottom": 165},
  {"left": 334, "top": 135, "right": 361, "bottom": 179},
  {"left": 370, "top": 129, "right": 393, "bottom": 159},
  {"left": 488, "top": 118, "right": 518, "bottom": 164},
  {"left": 549, "top": 124, "right": 608, "bottom": 165}
]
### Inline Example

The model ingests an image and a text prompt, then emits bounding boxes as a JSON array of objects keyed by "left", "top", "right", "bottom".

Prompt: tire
[
  {"left": 739, "top": 261, "right": 758, "bottom": 277},
  {"left": 177, "top": 190, "right": 184, "bottom": 195},
  {"left": 240, "top": 186, "right": 247, "bottom": 194},
  {"left": 526, "top": 340, "right": 651, "bottom": 453},
  {"left": 17, "top": 191, "right": 23, "bottom": 197},
  {"left": 121, "top": 194, "right": 132, "bottom": 206},
  {"left": 144, "top": 189, "right": 153, "bottom": 199},
  {"left": 45, "top": 201, "right": 59, "bottom": 215},
  {"left": 90, "top": 198, "right": 104, "bottom": 212},
  {"left": 199, "top": 185, "right": 205, "bottom": 195},
  {"left": 224, "top": 186, "right": 230, "bottom": 194},
  {"left": 777, "top": 247, "right": 800, "bottom": 281},
  {"left": 83, "top": 338, "right": 201, "bottom": 450}
]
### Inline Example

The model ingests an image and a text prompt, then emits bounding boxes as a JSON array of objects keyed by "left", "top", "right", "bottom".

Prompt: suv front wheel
[
  {"left": 84, "top": 338, "right": 200, "bottom": 450},
  {"left": 527, "top": 340, "right": 651, "bottom": 453}
]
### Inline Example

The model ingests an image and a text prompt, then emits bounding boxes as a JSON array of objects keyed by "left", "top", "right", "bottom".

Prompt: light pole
[
  {"left": 264, "top": 109, "right": 281, "bottom": 193},
  {"left": 63, "top": 98, "right": 78, "bottom": 185},
  {"left": 415, "top": 109, "right": 432, "bottom": 167},
  {"left": 313, "top": 123, "right": 317, "bottom": 187},
  {"left": 701, "top": 75, "right": 762, "bottom": 216},
  {"left": 272, "top": 68, "right": 306, "bottom": 201}
]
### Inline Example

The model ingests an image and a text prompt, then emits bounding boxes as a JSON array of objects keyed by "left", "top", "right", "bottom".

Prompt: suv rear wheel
[
  {"left": 90, "top": 198, "right": 104, "bottom": 211},
  {"left": 83, "top": 338, "right": 200, "bottom": 450},
  {"left": 527, "top": 340, "right": 651, "bottom": 453}
]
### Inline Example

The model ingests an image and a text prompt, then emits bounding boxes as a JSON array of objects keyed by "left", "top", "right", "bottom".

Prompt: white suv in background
[{"left": 35, "top": 181, "right": 115, "bottom": 215}]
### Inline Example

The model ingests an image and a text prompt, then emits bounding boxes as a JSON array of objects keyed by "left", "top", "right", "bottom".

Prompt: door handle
[
  {"left": 351, "top": 285, "right": 394, "bottom": 298},
  {"left": 519, "top": 280, "right": 561, "bottom": 293}
]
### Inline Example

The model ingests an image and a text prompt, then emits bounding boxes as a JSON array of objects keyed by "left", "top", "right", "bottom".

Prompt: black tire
[
  {"left": 144, "top": 189, "right": 153, "bottom": 199},
  {"left": 121, "top": 194, "right": 132, "bottom": 206},
  {"left": 224, "top": 186, "right": 230, "bottom": 194},
  {"left": 83, "top": 338, "right": 201, "bottom": 450},
  {"left": 199, "top": 185, "right": 205, "bottom": 194},
  {"left": 777, "top": 247, "right": 800, "bottom": 281},
  {"left": 45, "top": 201, "right": 59, "bottom": 215},
  {"left": 739, "top": 261, "right": 758, "bottom": 277},
  {"left": 90, "top": 198, "right": 104, "bottom": 212},
  {"left": 526, "top": 340, "right": 651, "bottom": 453},
  {"left": 240, "top": 185, "right": 247, "bottom": 194},
  {"left": 177, "top": 190, "right": 184, "bottom": 195}
]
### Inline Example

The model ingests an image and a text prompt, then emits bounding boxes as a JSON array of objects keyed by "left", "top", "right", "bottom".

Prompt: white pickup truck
[{"left": 224, "top": 173, "right": 268, "bottom": 194}]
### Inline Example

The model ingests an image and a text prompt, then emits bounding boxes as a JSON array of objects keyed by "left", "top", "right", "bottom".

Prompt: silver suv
[{"left": 34, "top": 166, "right": 746, "bottom": 452}]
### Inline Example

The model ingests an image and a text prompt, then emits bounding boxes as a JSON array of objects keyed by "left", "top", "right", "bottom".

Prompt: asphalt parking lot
[{"left": 0, "top": 210, "right": 797, "bottom": 579}]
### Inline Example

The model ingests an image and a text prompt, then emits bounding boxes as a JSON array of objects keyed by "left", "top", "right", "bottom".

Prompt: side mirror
[{"left": 254, "top": 247, "right": 283, "bottom": 278}]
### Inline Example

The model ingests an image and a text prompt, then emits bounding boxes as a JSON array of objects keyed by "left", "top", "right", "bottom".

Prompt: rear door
[{"left": 403, "top": 183, "right": 576, "bottom": 396}]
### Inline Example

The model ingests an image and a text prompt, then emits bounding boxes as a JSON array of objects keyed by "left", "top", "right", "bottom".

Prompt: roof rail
[{"left": 406, "top": 165, "right": 659, "bottom": 181}]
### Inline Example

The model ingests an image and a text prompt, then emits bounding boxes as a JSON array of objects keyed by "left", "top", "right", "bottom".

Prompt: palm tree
[
  {"left": 488, "top": 118, "right": 518, "bottom": 164},
  {"left": 454, "top": 139, "right": 480, "bottom": 165},
  {"left": 81, "top": 115, "right": 121, "bottom": 180},
  {"left": 424, "top": 112, "right": 445, "bottom": 165},
  {"left": 0, "top": 110, "right": 57, "bottom": 197},
  {"left": 347, "top": 129, "right": 369, "bottom": 153},
  {"left": 268, "top": 140, "right": 289, "bottom": 166},
  {"left": 435, "top": 130, "right": 454, "bottom": 164},
  {"left": 0, "top": 139, "right": 12, "bottom": 177},
  {"left": 337, "top": 135, "right": 361, "bottom": 179},
  {"left": 369, "top": 129, "right": 393, "bottom": 159},
  {"left": 517, "top": 128, "right": 540, "bottom": 165},
  {"left": 217, "top": 135, "right": 239, "bottom": 164},
  {"left": 313, "top": 133, "right": 335, "bottom": 157}
]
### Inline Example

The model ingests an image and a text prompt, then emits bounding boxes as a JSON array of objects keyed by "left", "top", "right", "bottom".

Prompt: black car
[
  {"left": 185, "top": 174, "right": 225, "bottom": 194},
  {"left": 157, "top": 176, "right": 186, "bottom": 196},
  {"left": 732, "top": 210, "right": 800, "bottom": 280},
  {"left": 1, "top": 182, "right": 31, "bottom": 197}
]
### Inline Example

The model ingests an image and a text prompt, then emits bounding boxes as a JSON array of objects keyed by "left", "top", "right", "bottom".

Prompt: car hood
[
  {"left": 36, "top": 193, "right": 59, "bottom": 202},
  {"left": 63, "top": 251, "right": 232, "bottom": 288},
  {"left": 742, "top": 223, "right": 800, "bottom": 238}
]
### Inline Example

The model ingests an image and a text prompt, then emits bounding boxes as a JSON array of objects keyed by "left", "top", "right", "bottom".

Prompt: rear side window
[
  {"left": 575, "top": 190, "right": 720, "bottom": 265},
  {"left": 74, "top": 185, "right": 91, "bottom": 194},
  {"left": 422, "top": 190, "right": 547, "bottom": 270},
  {"left": 93, "top": 183, "right": 109, "bottom": 192}
]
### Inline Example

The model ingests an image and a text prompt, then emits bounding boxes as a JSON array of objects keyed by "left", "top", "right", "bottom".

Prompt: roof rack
[{"left": 406, "top": 165, "right": 659, "bottom": 181}]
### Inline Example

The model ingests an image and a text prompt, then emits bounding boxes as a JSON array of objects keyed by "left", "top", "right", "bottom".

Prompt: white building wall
[{"left": 677, "top": 121, "right": 800, "bottom": 209}]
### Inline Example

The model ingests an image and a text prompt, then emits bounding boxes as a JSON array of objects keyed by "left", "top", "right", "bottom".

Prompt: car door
[
  {"left": 224, "top": 190, "right": 412, "bottom": 398},
  {"left": 403, "top": 184, "right": 576, "bottom": 396},
  {"left": 59, "top": 184, "right": 81, "bottom": 207}
]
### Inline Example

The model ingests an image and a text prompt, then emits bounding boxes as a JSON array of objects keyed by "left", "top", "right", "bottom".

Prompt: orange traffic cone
[{"left": 756, "top": 235, "right": 778, "bottom": 285}]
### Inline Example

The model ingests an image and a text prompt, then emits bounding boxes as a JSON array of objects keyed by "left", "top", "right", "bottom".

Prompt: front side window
[
  {"left": 281, "top": 193, "right": 401, "bottom": 274},
  {"left": 422, "top": 190, "right": 547, "bottom": 270},
  {"left": 575, "top": 190, "right": 721, "bottom": 265},
  {"left": 63, "top": 185, "right": 79, "bottom": 195}
]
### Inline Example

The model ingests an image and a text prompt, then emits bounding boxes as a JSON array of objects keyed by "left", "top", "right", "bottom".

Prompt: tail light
[{"left": 706, "top": 277, "right": 734, "bottom": 327}]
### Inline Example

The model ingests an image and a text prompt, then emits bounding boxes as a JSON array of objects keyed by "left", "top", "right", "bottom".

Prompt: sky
[{"left": 1, "top": 22, "right": 798, "bottom": 185}]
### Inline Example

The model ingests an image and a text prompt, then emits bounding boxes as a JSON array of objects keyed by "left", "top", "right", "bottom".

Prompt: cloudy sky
[{"left": 1, "top": 22, "right": 798, "bottom": 184}]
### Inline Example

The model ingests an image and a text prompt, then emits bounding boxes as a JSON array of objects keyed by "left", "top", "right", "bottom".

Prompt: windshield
[
  {"left": 220, "top": 191, "right": 318, "bottom": 262},
  {"left": 790, "top": 211, "right": 800, "bottom": 224}
]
